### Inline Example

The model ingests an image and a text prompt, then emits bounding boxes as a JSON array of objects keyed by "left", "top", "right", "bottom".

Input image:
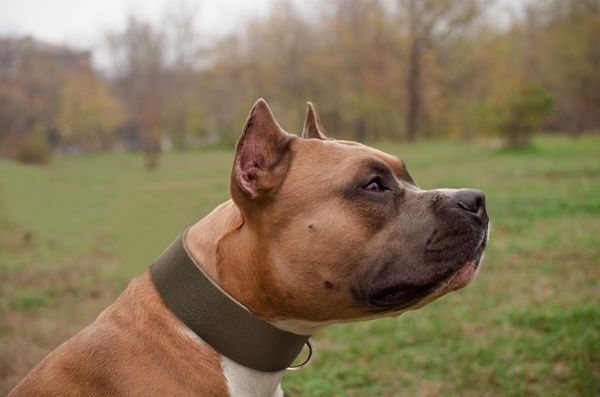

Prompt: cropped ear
[
  {"left": 231, "top": 99, "right": 293, "bottom": 207},
  {"left": 302, "top": 102, "right": 329, "bottom": 140}
]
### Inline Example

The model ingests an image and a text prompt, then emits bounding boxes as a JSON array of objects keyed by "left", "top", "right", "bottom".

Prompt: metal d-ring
[{"left": 287, "top": 339, "right": 316, "bottom": 370}]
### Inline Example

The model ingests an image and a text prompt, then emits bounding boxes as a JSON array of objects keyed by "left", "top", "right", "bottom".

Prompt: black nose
[{"left": 454, "top": 189, "right": 487, "bottom": 219}]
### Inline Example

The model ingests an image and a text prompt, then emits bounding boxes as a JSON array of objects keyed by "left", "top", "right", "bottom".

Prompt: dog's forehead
[
  {"left": 290, "top": 137, "right": 412, "bottom": 186},
  {"left": 329, "top": 139, "right": 408, "bottom": 176}
]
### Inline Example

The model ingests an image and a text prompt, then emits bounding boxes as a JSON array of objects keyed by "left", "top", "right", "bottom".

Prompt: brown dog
[{"left": 9, "top": 99, "right": 489, "bottom": 396}]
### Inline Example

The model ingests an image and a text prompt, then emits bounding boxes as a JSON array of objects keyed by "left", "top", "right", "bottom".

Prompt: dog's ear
[
  {"left": 302, "top": 102, "right": 329, "bottom": 140},
  {"left": 231, "top": 99, "right": 293, "bottom": 207}
]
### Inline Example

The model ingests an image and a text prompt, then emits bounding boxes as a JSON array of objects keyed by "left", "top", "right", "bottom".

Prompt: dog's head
[{"left": 226, "top": 99, "right": 489, "bottom": 333}]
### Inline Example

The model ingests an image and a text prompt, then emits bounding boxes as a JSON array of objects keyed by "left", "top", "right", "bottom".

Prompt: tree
[
  {"left": 162, "top": 2, "right": 204, "bottom": 150},
  {"left": 57, "top": 71, "right": 123, "bottom": 153},
  {"left": 0, "top": 177, "right": 6, "bottom": 229},
  {"left": 323, "top": 0, "right": 398, "bottom": 141},
  {"left": 501, "top": 82, "right": 555, "bottom": 147},
  {"left": 537, "top": 0, "right": 600, "bottom": 135},
  {"left": 107, "top": 18, "right": 166, "bottom": 169},
  {"left": 0, "top": 40, "right": 66, "bottom": 162},
  {"left": 397, "top": 0, "right": 489, "bottom": 140}
]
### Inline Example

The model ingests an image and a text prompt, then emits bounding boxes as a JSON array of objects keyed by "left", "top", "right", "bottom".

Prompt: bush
[
  {"left": 501, "top": 82, "right": 555, "bottom": 147},
  {"left": 15, "top": 136, "right": 52, "bottom": 165}
]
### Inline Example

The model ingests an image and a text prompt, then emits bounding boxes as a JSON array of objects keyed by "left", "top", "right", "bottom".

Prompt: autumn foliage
[{"left": 0, "top": 0, "right": 598, "bottom": 166}]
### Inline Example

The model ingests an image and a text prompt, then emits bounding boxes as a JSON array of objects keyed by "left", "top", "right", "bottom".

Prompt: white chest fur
[
  {"left": 221, "top": 355, "right": 285, "bottom": 397},
  {"left": 182, "top": 326, "right": 285, "bottom": 396}
]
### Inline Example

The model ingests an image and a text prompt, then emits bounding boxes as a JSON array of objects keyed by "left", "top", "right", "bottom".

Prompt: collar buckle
[{"left": 287, "top": 339, "right": 316, "bottom": 370}]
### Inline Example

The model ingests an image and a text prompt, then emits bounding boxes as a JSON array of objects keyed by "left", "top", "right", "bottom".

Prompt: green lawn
[{"left": 1, "top": 136, "right": 599, "bottom": 396}]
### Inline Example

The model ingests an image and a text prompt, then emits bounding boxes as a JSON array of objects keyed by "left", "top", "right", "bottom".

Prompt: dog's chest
[
  {"left": 182, "top": 326, "right": 285, "bottom": 396},
  {"left": 221, "top": 355, "right": 285, "bottom": 397}
]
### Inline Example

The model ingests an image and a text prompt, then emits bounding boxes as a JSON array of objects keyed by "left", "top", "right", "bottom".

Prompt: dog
[{"left": 9, "top": 99, "right": 489, "bottom": 396}]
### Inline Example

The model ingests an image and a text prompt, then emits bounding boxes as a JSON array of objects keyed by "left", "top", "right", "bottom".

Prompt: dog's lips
[
  {"left": 367, "top": 258, "right": 481, "bottom": 309},
  {"left": 440, "top": 238, "right": 486, "bottom": 293},
  {"left": 444, "top": 227, "right": 488, "bottom": 287},
  {"left": 368, "top": 282, "right": 436, "bottom": 308},
  {"left": 367, "top": 237, "right": 487, "bottom": 310},
  {"left": 443, "top": 258, "right": 481, "bottom": 292}
]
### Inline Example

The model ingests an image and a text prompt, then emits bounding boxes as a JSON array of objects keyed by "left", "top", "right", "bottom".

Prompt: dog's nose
[{"left": 454, "top": 189, "right": 487, "bottom": 220}]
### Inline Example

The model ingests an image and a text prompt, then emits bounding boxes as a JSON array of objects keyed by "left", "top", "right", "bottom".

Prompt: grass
[{"left": 1, "top": 135, "right": 599, "bottom": 395}]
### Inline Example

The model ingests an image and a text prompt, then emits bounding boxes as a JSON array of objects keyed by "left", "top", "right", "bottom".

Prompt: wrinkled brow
[
  {"left": 390, "top": 155, "right": 417, "bottom": 186},
  {"left": 393, "top": 155, "right": 406, "bottom": 167}
]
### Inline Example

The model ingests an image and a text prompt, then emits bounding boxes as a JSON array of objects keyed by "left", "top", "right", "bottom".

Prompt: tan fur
[
  {"left": 208, "top": 138, "right": 414, "bottom": 323},
  {"left": 8, "top": 270, "right": 230, "bottom": 396},
  {"left": 302, "top": 102, "right": 329, "bottom": 140}
]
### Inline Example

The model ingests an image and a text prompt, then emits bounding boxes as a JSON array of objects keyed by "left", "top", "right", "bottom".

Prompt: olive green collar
[{"left": 151, "top": 229, "right": 312, "bottom": 372}]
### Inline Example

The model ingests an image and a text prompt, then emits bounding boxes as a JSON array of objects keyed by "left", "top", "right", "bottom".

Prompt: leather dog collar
[{"left": 151, "top": 229, "right": 312, "bottom": 372}]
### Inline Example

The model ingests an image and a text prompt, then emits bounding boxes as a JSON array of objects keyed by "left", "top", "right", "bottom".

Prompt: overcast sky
[
  {"left": 0, "top": 0, "right": 523, "bottom": 58},
  {"left": 0, "top": 0, "right": 272, "bottom": 47}
]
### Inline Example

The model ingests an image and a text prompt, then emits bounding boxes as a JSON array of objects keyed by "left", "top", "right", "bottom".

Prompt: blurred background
[
  {"left": 0, "top": 0, "right": 598, "bottom": 163},
  {"left": 0, "top": 0, "right": 598, "bottom": 395}
]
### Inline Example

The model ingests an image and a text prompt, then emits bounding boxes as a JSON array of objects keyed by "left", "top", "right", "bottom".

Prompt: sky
[
  {"left": 0, "top": 0, "right": 523, "bottom": 65},
  {"left": 0, "top": 0, "right": 272, "bottom": 47}
]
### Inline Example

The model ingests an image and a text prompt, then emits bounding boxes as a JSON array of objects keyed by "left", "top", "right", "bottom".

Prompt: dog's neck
[
  {"left": 185, "top": 200, "right": 299, "bottom": 331},
  {"left": 185, "top": 200, "right": 347, "bottom": 336},
  {"left": 185, "top": 200, "right": 242, "bottom": 285}
]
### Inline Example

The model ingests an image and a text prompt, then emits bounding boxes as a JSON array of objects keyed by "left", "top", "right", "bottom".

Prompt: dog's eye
[{"left": 365, "top": 181, "right": 382, "bottom": 192}]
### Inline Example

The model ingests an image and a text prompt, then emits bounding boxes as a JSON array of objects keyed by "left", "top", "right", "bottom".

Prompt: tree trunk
[
  {"left": 407, "top": 39, "right": 421, "bottom": 142},
  {"left": 141, "top": 96, "right": 161, "bottom": 170}
]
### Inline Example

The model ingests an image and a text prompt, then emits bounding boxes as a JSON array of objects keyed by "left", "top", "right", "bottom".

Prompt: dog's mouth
[
  {"left": 368, "top": 281, "right": 438, "bottom": 308},
  {"left": 367, "top": 231, "right": 488, "bottom": 310}
]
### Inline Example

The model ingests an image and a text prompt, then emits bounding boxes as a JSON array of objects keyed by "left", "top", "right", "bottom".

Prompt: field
[{"left": 1, "top": 136, "right": 599, "bottom": 396}]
